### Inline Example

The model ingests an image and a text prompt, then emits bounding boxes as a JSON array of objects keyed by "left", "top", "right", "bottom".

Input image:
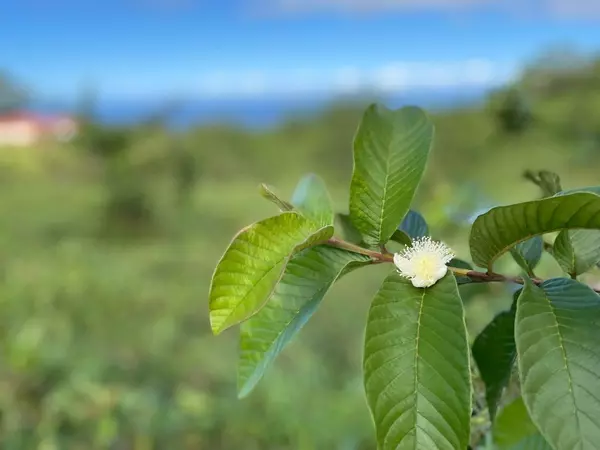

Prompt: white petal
[
  {"left": 393, "top": 253, "right": 404, "bottom": 267},
  {"left": 393, "top": 254, "right": 416, "bottom": 277},
  {"left": 411, "top": 276, "right": 433, "bottom": 288},
  {"left": 433, "top": 265, "right": 448, "bottom": 281}
]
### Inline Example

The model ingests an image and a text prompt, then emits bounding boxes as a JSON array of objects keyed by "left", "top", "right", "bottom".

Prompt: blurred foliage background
[{"left": 1, "top": 51, "right": 600, "bottom": 449}]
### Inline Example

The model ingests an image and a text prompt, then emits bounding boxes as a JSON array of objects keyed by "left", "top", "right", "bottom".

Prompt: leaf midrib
[
  {"left": 224, "top": 257, "right": 287, "bottom": 324},
  {"left": 218, "top": 225, "right": 331, "bottom": 328},
  {"left": 544, "top": 290, "right": 582, "bottom": 443},
  {"left": 376, "top": 127, "right": 395, "bottom": 245},
  {"left": 410, "top": 288, "right": 426, "bottom": 448}
]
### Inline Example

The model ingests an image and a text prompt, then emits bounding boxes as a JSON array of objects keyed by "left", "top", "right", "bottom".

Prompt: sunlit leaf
[
  {"left": 469, "top": 192, "right": 600, "bottom": 270},
  {"left": 515, "top": 278, "right": 600, "bottom": 449},
  {"left": 237, "top": 246, "right": 370, "bottom": 398},
  {"left": 472, "top": 290, "right": 519, "bottom": 421},
  {"left": 493, "top": 397, "right": 551, "bottom": 450},
  {"left": 258, "top": 183, "right": 294, "bottom": 212},
  {"left": 209, "top": 212, "right": 334, "bottom": 334},
  {"left": 552, "top": 229, "right": 600, "bottom": 277},
  {"left": 510, "top": 236, "right": 543, "bottom": 276},
  {"left": 399, "top": 209, "right": 429, "bottom": 239},
  {"left": 363, "top": 272, "right": 471, "bottom": 450},
  {"left": 349, "top": 105, "right": 434, "bottom": 246},
  {"left": 290, "top": 173, "right": 334, "bottom": 227}
]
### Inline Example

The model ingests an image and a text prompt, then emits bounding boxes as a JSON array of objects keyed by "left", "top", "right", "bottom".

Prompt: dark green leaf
[
  {"left": 290, "top": 173, "right": 334, "bottom": 227},
  {"left": 515, "top": 278, "right": 600, "bottom": 449},
  {"left": 509, "top": 236, "right": 543, "bottom": 276},
  {"left": 552, "top": 229, "right": 600, "bottom": 277},
  {"left": 335, "top": 213, "right": 364, "bottom": 245},
  {"left": 389, "top": 229, "right": 412, "bottom": 246},
  {"left": 237, "top": 246, "right": 370, "bottom": 398},
  {"left": 258, "top": 183, "right": 294, "bottom": 212},
  {"left": 493, "top": 397, "right": 551, "bottom": 450},
  {"left": 349, "top": 104, "right": 434, "bottom": 246},
  {"left": 399, "top": 209, "right": 429, "bottom": 239},
  {"left": 469, "top": 192, "right": 600, "bottom": 271},
  {"left": 209, "top": 212, "right": 334, "bottom": 334},
  {"left": 363, "top": 272, "right": 471, "bottom": 449},
  {"left": 389, "top": 209, "right": 428, "bottom": 247},
  {"left": 472, "top": 289, "right": 519, "bottom": 421}
]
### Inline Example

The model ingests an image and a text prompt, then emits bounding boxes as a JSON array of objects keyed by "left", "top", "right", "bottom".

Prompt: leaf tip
[
  {"left": 237, "top": 373, "right": 260, "bottom": 399},
  {"left": 237, "top": 385, "right": 251, "bottom": 400},
  {"left": 209, "top": 313, "right": 226, "bottom": 336}
]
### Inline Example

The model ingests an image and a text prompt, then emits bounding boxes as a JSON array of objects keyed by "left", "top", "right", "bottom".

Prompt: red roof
[{"left": 0, "top": 111, "right": 74, "bottom": 124}]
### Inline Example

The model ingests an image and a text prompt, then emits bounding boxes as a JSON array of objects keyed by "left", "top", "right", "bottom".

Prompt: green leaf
[
  {"left": 390, "top": 229, "right": 412, "bottom": 246},
  {"left": 506, "top": 435, "right": 553, "bottom": 450},
  {"left": 493, "top": 397, "right": 551, "bottom": 450},
  {"left": 515, "top": 278, "right": 600, "bottom": 449},
  {"left": 237, "top": 246, "right": 370, "bottom": 398},
  {"left": 258, "top": 183, "right": 294, "bottom": 212},
  {"left": 290, "top": 173, "right": 334, "bottom": 227},
  {"left": 363, "top": 272, "right": 471, "bottom": 450},
  {"left": 557, "top": 186, "right": 600, "bottom": 196},
  {"left": 335, "top": 213, "right": 364, "bottom": 245},
  {"left": 472, "top": 290, "right": 519, "bottom": 421},
  {"left": 509, "top": 236, "right": 543, "bottom": 276},
  {"left": 209, "top": 212, "right": 334, "bottom": 335},
  {"left": 349, "top": 104, "right": 434, "bottom": 246},
  {"left": 552, "top": 229, "right": 600, "bottom": 277},
  {"left": 469, "top": 192, "right": 600, "bottom": 271},
  {"left": 399, "top": 209, "right": 429, "bottom": 239}
]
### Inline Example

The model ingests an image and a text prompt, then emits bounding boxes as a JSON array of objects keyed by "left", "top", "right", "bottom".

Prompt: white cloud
[
  {"left": 333, "top": 66, "right": 364, "bottom": 92},
  {"left": 368, "top": 59, "right": 516, "bottom": 90},
  {"left": 193, "top": 59, "right": 518, "bottom": 98},
  {"left": 372, "top": 63, "right": 411, "bottom": 91}
]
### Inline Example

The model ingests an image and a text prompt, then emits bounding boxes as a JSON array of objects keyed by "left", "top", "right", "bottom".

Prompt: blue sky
[{"left": 2, "top": 0, "right": 600, "bottom": 100}]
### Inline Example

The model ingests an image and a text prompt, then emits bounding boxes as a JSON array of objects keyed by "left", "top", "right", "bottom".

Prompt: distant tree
[
  {"left": 0, "top": 71, "right": 28, "bottom": 113},
  {"left": 492, "top": 88, "right": 533, "bottom": 134}
]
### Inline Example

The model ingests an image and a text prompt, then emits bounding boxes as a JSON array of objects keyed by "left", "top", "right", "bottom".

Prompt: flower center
[{"left": 413, "top": 254, "right": 440, "bottom": 280}]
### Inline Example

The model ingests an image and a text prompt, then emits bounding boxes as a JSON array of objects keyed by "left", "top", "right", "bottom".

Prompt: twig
[{"left": 326, "top": 237, "right": 600, "bottom": 294}]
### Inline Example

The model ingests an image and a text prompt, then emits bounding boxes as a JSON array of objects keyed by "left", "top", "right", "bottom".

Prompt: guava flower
[{"left": 393, "top": 237, "right": 455, "bottom": 288}]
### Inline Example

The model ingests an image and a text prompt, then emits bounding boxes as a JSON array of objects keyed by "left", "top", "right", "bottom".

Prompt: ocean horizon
[{"left": 31, "top": 86, "right": 493, "bottom": 130}]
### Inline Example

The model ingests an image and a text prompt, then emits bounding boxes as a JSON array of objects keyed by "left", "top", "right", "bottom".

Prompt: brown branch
[{"left": 326, "top": 237, "right": 600, "bottom": 294}]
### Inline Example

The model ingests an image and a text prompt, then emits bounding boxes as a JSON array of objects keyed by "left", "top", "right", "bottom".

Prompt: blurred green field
[{"left": 1, "top": 56, "right": 600, "bottom": 449}]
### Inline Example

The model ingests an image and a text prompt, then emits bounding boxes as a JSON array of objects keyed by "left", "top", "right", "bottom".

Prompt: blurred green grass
[{"left": 1, "top": 56, "right": 600, "bottom": 449}]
